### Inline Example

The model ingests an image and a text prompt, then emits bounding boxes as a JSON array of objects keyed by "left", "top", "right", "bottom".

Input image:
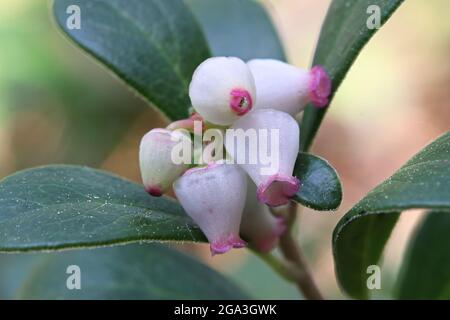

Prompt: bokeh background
[{"left": 0, "top": 0, "right": 449, "bottom": 299}]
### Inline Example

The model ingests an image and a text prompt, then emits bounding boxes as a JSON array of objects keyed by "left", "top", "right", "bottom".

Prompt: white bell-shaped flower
[
  {"left": 139, "top": 128, "right": 191, "bottom": 196},
  {"left": 189, "top": 57, "right": 256, "bottom": 125},
  {"left": 225, "top": 109, "right": 300, "bottom": 207},
  {"left": 240, "top": 179, "right": 286, "bottom": 252},
  {"left": 173, "top": 163, "right": 247, "bottom": 255},
  {"left": 247, "top": 59, "right": 331, "bottom": 115}
]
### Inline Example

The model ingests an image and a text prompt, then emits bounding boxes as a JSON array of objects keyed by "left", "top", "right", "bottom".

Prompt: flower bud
[
  {"left": 139, "top": 128, "right": 191, "bottom": 196},
  {"left": 247, "top": 59, "right": 331, "bottom": 115},
  {"left": 240, "top": 179, "right": 286, "bottom": 252},
  {"left": 225, "top": 109, "right": 300, "bottom": 207},
  {"left": 189, "top": 57, "right": 256, "bottom": 125},
  {"left": 173, "top": 163, "right": 247, "bottom": 255}
]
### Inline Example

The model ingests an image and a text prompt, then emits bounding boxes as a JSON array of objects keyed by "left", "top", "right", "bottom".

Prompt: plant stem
[
  {"left": 278, "top": 202, "right": 324, "bottom": 300},
  {"left": 252, "top": 250, "right": 302, "bottom": 283}
]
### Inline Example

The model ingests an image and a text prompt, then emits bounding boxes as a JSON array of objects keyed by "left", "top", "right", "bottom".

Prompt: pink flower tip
[
  {"left": 145, "top": 186, "right": 163, "bottom": 197},
  {"left": 230, "top": 88, "right": 253, "bottom": 116},
  {"left": 256, "top": 175, "right": 300, "bottom": 207},
  {"left": 210, "top": 235, "right": 247, "bottom": 256},
  {"left": 253, "top": 217, "right": 287, "bottom": 253},
  {"left": 308, "top": 65, "right": 331, "bottom": 108}
]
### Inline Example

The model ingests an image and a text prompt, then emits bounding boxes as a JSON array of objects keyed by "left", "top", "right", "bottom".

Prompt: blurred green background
[{"left": 0, "top": 0, "right": 449, "bottom": 299}]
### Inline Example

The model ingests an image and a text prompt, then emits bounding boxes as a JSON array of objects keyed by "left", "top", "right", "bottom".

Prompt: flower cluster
[{"left": 139, "top": 57, "right": 331, "bottom": 255}]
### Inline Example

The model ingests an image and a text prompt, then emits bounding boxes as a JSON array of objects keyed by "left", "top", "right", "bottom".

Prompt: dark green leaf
[
  {"left": 333, "top": 131, "right": 450, "bottom": 299},
  {"left": 396, "top": 212, "right": 450, "bottom": 299},
  {"left": 53, "top": 0, "right": 210, "bottom": 120},
  {"left": 188, "top": 0, "right": 286, "bottom": 61},
  {"left": 2, "top": 2, "right": 144, "bottom": 168},
  {"left": 17, "top": 243, "right": 248, "bottom": 299},
  {"left": 301, "top": 0, "right": 404, "bottom": 150},
  {"left": 292, "top": 152, "right": 342, "bottom": 211},
  {"left": 0, "top": 165, "right": 205, "bottom": 252}
]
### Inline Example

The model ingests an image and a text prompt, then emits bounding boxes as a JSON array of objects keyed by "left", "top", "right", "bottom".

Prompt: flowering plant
[{"left": 1, "top": 0, "right": 449, "bottom": 301}]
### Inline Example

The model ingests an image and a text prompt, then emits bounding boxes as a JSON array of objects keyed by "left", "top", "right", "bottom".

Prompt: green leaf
[
  {"left": 2, "top": 2, "right": 144, "bottom": 168},
  {"left": 0, "top": 165, "right": 205, "bottom": 252},
  {"left": 53, "top": 0, "right": 210, "bottom": 120},
  {"left": 292, "top": 152, "right": 342, "bottom": 211},
  {"left": 333, "top": 131, "right": 450, "bottom": 299},
  {"left": 188, "top": 0, "right": 286, "bottom": 61},
  {"left": 396, "top": 212, "right": 450, "bottom": 299},
  {"left": 0, "top": 254, "right": 42, "bottom": 299},
  {"left": 17, "top": 243, "right": 248, "bottom": 299},
  {"left": 0, "top": 157, "right": 342, "bottom": 251},
  {"left": 301, "top": 0, "right": 404, "bottom": 151}
]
